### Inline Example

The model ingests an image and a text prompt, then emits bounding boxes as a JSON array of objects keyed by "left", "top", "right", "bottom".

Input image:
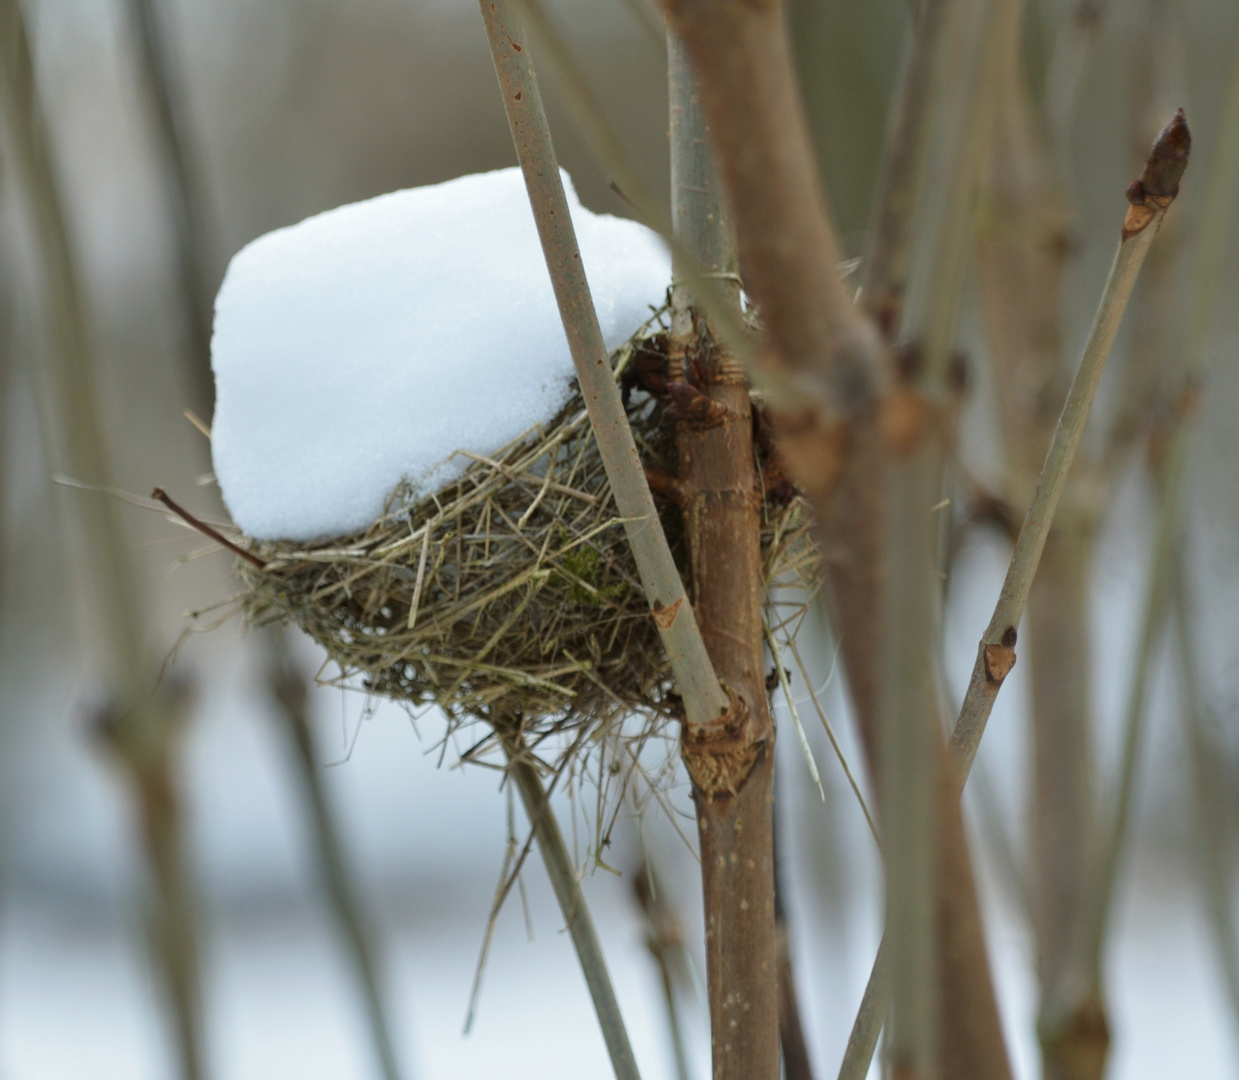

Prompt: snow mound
[{"left": 210, "top": 167, "right": 670, "bottom": 541}]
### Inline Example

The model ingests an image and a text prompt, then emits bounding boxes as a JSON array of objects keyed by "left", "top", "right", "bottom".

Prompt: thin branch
[
  {"left": 507, "top": 0, "right": 755, "bottom": 377},
  {"left": 632, "top": 859, "right": 693, "bottom": 1080},
  {"left": 152, "top": 487, "right": 265, "bottom": 568},
  {"left": 838, "top": 109, "right": 1191, "bottom": 1080},
  {"left": 477, "top": 0, "right": 728, "bottom": 733},
  {"left": 504, "top": 731, "right": 643, "bottom": 1080},
  {"left": 949, "top": 109, "right": 1190, "bottom": 780},
  {"left": 268, "top": 637, "right": 405, "bottom": 1080}
]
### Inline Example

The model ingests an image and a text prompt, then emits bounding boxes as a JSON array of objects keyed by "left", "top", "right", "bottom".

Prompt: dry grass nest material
[{"left": 237, "top": 311, "right": 816, "bottom": 772}]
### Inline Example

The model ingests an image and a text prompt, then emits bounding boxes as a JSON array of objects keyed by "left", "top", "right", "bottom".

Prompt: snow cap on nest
[{"left": 211, "top": 167, "right": 670, "bottom": 541}]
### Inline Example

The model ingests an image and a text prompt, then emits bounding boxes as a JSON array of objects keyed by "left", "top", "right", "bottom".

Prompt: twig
[
  {"left": 838, "top": 109, "right": 1191, "bottom": 1080},
  {"left": 152, "top": 488, "right": 266, "bottom": 568},
  {"left": 773, "top": 816, "right": 815, "bottom": 1080},
  {"left": 949, "top": 109, "right": 1190, "bottom": 780},
  {"left": 503, "top": 731, "right": 642, "bottom": 1080},
  {"left": 858, "top": 0, "right": 954, "bottom": 336},
  {"left": 632, "top": 860, "right": 693, "bottom": 1080},
  {"left": 505, "top": 0, "right": 756, "bottom": 378},
  {"left": 478, "top": 0, "right": 729, "bottom": 734},
  {"left": 268, "top": 636, "right": 406, "bottom": 1080}
]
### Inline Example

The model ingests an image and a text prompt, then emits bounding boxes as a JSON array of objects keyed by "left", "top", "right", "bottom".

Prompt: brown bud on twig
[
  {"left": 1123, "top": 108, "right": 1191, "bottom": 239},
  {"left": 152, "top": 487, "right": 266, "bottom": 568}
]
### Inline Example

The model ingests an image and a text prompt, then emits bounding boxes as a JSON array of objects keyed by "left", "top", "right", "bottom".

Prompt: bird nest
[{"left": 231, "top": 313, "right": 816, "bottom": 777}]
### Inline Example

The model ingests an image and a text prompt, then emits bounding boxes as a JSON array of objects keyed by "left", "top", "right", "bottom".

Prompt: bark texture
[
  {"left": 673, "top": 330, "right": 778, "bottom": 1080},
  {"left": 661, "top": 5, "right": 1014, "bottom": 1076}
]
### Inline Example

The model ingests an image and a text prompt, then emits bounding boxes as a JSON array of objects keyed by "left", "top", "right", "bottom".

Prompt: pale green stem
[
  {"left": 505, "top": 0, "right": 757, "bottom": 377},
  {"left": 839, "top": 190, "right": 1172, "bottom": 1080},
  {"left": 950, "top": 214, "right": 1166, "bottom": 778},
  {"left": 478, "top": 0, "right": 728, "bottom": 732},
  {"left": 269, "top": 642, "right": 405, "bottom": 1080},
  {"left": 504, "top": 734, "right": 642, "bottom": 1080}
]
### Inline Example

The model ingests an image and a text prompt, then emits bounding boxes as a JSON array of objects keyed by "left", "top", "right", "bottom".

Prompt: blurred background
[{"left": 0, "top": 0, "right": 1237, "bottom": 1078}]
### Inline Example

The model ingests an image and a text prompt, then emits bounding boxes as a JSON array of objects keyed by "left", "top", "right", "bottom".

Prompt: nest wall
[{"left": 236, "top": 322, "right": 816, "bottom": 775}]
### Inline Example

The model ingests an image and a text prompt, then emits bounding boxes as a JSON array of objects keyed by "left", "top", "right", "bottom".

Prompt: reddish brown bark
[{"left": 671, "top": 327, "right": 779, "bottom": 1080}]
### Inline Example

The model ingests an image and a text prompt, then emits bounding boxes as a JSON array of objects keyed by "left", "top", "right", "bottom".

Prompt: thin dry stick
[
  {"left": 0, "top": 5, "right": 204, "bottom": 1079},
  {"left": 503, "top": 732, "right": 642, "bottom": 1080},
  {"left": 878, "top": 0, "right": 1021, "bottom": 1070},
  {"left": 268, "top": 639, "right": 405, "bottom": 1080},
  {"left": 838, "top": 109, "right": 1191, "bottom": 1080},
  {"left": 478, "top": 0, "right": 728, "bottom": 733}
]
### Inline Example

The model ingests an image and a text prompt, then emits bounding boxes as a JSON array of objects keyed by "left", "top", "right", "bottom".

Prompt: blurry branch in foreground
[
  {"left": 266, "top": 635, "right": 407, "bottom": 1080},
  {"left": 0, "top": 3, "right": 204, "bottom": 1079}
]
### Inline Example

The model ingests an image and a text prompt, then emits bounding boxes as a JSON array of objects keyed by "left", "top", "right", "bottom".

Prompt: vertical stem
[
  {"left": 860, "top": 0, "right": 954, "bottom": 335},
  {"left": 880, "top": 452, "right": 941, "bottom": 1079},
  {"left": 477, "top": 0, "right": 728, "bottom": 733},
  {"left": 122, "top": 0, "right": 216, "bottom": 419},
  {"left": 503, "top": 731, "right": 642, "bottom": 1080},
  {"left": 632, "top": 862, "right": 693, "bottom": 1080},
  {"left": 668, "top": 28, "right": 778, "bottom": 1080},
  {"left": 268, "top": 640, "right": 405, "bottom": 1080},
  {"left": 774, "top": 816, "right": 816, "bottom": 1080},
  {"left": 1174, "top": 554, "right": 1239, "bottom": 1041},
  {"left": 0, "top": 6, "right": 205, "bottom": 1079}
]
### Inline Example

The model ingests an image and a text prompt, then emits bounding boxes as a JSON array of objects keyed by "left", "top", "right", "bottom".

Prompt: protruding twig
[
  {"left": 152, "top": 487, "right": 266, "bottom": 568},
  {"left": 950, "top": 108, "right": 1190, "bottom": 780},
  {"left": 838, "top": 109, "right": 1191, "bottom": 1080},
  {"left": 503, "top": 731, "right": 642, "bottom": 1080}
]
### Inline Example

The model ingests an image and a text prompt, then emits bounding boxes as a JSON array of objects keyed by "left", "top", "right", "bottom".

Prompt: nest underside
[{"left": 237, "top": 326, "right": 817, "bottom": 773}]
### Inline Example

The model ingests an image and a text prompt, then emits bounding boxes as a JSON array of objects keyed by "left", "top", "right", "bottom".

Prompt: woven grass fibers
[{"left": 237, "top": 317, "right": 814, "bottom": 771}]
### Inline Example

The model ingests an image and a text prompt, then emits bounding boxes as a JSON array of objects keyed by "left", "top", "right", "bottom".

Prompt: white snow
[{"left": 210, "top": 167, "right": 670, "bottom": 541}]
